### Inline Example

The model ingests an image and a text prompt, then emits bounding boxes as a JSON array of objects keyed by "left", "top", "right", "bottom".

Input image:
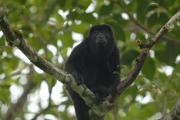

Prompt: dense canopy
[{"left": 0, "top": 0, "right": 180, "bottom": 120}]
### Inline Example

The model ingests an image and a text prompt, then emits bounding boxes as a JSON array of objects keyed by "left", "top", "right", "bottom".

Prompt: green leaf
[
  {"left": 121, "top": 50, "right": 139, "bottom": 65},
  {"left": 0, "top": 37, "right": 5, "bottom": 46},
  {"left": 59, "top": 32, "right": 73, "bottom": 58},
  {"left": 136, "top": 0, "right": 149, "bottom": 23},
  {"left": 99, "top": 4, "right": 113, "bottom": 16},
  {"left": 125, "top": 85, "right": 138, "bottom": 97},
  {"left": 68, "top": 11, "right": 95, "bottom": 23},
  {"left": 0, "top": 88, "right": 9, "bottom": 103},
  {"left": 155, "top": 42, "right": 179, "bottom": 66},
  {"left": 142, "top": 57, "right": 156, "bottom": 80},
  {"left": 170, "top": 27, "right": 180, "bottom": 40},
  {"left": 78, "top": 0, "right": 92, "bottom": 8},
  {"left": 108, "top": 21, "right": 126, "bottom": 41},
  {"left": 71, "top": 23, "right": 89, "bottom": 33},
  {"left": 147, "top": 12, "right": 168, "bottom": 28},
  {"left": 59, "top": 0, "right": 66, "bottom": 8},
  {"left": 59, "top": 32, "right": 73, "bottom": 48}
]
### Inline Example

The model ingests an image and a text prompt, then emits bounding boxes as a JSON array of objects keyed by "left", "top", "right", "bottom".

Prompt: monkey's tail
[{"left": 67, "top": 87, "right": 89, "bottom": 120}]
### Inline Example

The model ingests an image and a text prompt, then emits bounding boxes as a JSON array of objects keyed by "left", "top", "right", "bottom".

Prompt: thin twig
[{"left": 128, "top": 13, "right": 180, "bottom": 45}]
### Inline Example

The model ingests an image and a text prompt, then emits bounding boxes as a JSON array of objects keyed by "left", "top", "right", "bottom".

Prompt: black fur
[{"left": 65, "top": 25, "right": 120, "bottom": 120}]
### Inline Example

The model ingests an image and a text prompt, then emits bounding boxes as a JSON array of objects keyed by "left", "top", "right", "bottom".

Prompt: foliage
[{"left": 0, "top": 0, "right": 180, "bottom": 120}]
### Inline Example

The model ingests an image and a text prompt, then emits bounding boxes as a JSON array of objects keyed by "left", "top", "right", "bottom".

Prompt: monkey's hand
[{"left": 92, "top": 86, "right": 110, "bottom": 103}]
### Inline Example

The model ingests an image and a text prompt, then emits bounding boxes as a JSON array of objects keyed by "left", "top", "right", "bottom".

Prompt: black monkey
[{"left": 65, "top": 25, "right": 120, "bottom": 120}]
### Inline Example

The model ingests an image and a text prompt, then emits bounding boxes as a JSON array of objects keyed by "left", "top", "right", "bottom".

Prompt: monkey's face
[
  {"left": 88, "top": 25, "right": 115, "bottom": 58},
  {"left": 91, "top": 30, "right": 110, "bottom": 47}
]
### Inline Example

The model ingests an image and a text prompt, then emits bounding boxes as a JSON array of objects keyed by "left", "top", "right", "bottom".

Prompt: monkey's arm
[{"left": 65, "top": 61, "right": 84, "bottom": 84}]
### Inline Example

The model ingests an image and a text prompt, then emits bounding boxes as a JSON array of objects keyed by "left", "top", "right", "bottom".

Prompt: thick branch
[
  {"left": 118, "top": 10, "right": 180, "bottom": 93},
  {"left": 118, "top": 50, "right": 148, "bottom": 94},
  {"left": 0, "top": 13, "right": 95, "bottom": 107},
  {"left": 0, "top": 12, "right": 111, "bottom": 117}
]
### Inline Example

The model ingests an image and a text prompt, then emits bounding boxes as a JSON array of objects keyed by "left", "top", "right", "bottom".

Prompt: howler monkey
[{"left": 65, "top": 24, "right": 120, "bottom": 120}]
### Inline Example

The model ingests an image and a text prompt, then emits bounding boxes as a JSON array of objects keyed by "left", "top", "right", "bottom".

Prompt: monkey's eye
[{"left": 93, "top": 30, "right": 99, "bottom": 35}]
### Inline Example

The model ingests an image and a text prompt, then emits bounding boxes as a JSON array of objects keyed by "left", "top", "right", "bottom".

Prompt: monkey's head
[{"left": 88, "top": 24, "right": 115, "bottom": 58}]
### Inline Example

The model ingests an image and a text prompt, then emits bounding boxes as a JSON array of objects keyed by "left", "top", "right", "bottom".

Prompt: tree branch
[
  {"left": 117, "top": 10, "right": 180, "bottom": 94},
  {"left": 127, "top": 13, "right": 180, "bottom": 45},
  {"left": 1, "top": 6, "right": 180, "bottom": 119},
  {"left": 0, "top": 10, "right": 111, "bottom": 117}
]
